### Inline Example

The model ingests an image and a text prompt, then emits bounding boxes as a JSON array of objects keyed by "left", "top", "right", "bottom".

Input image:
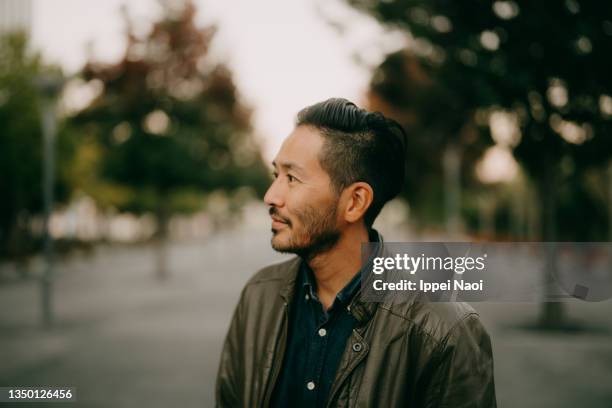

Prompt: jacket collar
[
  {"left": 277, "top": 229, "right": 383, "bottom": 326},
  {"left": 349, "top": 228, "right": 383, "bottom": 326},
  {"left": 279, "top": 257, "right": 300, "bottom": 304}
]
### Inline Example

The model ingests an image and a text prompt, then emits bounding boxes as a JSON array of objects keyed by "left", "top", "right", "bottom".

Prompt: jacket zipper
[{"left": 262, "top": 301, "right": 289, "bottom": 407}]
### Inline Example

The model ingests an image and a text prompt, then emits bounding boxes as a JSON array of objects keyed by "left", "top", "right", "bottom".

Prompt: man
[{"left": 216, "top": 98, "right": 496, "bottom": 407}]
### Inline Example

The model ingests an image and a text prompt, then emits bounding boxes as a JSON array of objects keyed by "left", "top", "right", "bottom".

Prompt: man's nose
[{"left": 264, "top": 178, "right": 285, "bottom": 208}]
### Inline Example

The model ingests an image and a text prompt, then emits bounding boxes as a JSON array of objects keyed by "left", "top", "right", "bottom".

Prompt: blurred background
[{"left": 0, "top": 0, "right": 611, "bottom": 406}]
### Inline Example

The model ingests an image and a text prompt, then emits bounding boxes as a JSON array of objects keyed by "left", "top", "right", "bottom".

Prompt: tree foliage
[
  {"left": 348, "top": 0, "right": 612, "bottom": 239},
  {"left": 0, "top": 32, "right": 74, "bottom": 256},
  {"left": 367, "top": 50, "right": 492, "bottom": 226},
  {"left": 71, "top": 1, "right": 269, "bottom": 222}
]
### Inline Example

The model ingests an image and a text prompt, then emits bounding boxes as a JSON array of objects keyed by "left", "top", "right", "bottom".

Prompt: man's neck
[{"left": 307, "top": 224, "right": 370, "bottom": 310}]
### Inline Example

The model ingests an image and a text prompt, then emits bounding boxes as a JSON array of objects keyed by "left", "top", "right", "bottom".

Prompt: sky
[{"left": 30, "top": 0, "right": 405, "bottom": 159}]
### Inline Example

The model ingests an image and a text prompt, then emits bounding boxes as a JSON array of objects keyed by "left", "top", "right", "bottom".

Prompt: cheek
[
  {"left": 285, "top": 185, "right": 337, "bottom": 225},
  {"left": 283, "top": 191, "right": 307, "bottom": 221},
  {"left": 292, "top": 202, "right": 329, "bottom": 231},
  {"left": 285, "top": 205, "right": 304, "bottom": 229}
]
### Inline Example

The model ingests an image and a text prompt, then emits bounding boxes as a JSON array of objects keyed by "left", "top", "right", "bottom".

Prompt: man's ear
[{"left": 341, "top": 182, "right": 374, "bottom": 223}]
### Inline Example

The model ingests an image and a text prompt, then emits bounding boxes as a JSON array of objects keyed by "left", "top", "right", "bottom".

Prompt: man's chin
[
  {"left": 270, "top": 236, "right": 292, "bottom": 253},
  {"left": 270, "top": 233, "right": 301, "bottom": 254}
]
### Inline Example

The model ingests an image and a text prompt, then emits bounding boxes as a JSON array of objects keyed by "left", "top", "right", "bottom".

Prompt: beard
[{"left": 269, "top": 201, "right": 341, "bottom": 261}]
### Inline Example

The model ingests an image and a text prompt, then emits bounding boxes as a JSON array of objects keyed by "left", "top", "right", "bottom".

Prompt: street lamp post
[{"left": 35, "top": 73, "right": 63, "bottom": 327}]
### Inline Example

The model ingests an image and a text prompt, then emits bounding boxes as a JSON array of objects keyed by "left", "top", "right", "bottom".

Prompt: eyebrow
[{"left": 271, "top": 160, "right": 306, "bottom": 174}]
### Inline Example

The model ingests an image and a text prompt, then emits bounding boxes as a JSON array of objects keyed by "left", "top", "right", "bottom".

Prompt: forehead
[{"left": 274, "top": 125, "right": 326, "bottom": 175}]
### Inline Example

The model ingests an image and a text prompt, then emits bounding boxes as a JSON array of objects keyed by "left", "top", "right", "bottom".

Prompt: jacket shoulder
[
  {"left": 237, "top": 256, "right": 301, "bottom": 305},
  {"left": 245, "top": 256, "right": 300, "bottom": 286},
  {"left": 379, "top": 298, "right": 482, "bottom": 346}
]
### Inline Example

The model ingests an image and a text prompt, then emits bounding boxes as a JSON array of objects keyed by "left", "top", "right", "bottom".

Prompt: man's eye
[
  {"left": 272, "top": 172, "right": 278, "bottom": 179},
  {"left": 287, "top": 174, "right": 296, "bottom": 183}
]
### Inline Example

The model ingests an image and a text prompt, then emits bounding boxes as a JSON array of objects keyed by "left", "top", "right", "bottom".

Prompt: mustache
[{"left": 269, "top": 207, "right": 291, "bottom": 226}]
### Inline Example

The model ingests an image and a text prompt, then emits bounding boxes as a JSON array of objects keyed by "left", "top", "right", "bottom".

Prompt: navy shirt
[{"left": 271, "top": 230, "right": 381, "bottom": 407}]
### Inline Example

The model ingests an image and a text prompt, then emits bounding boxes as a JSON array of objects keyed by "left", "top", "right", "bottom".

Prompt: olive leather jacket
[{"left": 216, "top": 257, "right": 497, "bottom": 407}]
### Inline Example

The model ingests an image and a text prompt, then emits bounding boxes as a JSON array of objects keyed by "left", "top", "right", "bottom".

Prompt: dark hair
[{"left": 296, "top": 98, "right": 407, "bottom": 227}]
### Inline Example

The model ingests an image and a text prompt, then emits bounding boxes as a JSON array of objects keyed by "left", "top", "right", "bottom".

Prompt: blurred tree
[
  {"left": 347, "top": 0, "right": 612, "bottom": 327},
  {"left": 366, "top": 51, "right": 493, "bottom": 234},
  {"left": 0, "top": 32, "right": 74, "bottom": 262},
  {"left": 71, "top": 1, "right": 269, "bottom": 279}
]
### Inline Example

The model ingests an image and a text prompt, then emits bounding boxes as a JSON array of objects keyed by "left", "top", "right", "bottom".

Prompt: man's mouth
[
  {"left": 269, "top": 209, "right": 290, "bottom": 230},
  {"left": 271, "top": 215, "right": 289, "bottom": 229}
]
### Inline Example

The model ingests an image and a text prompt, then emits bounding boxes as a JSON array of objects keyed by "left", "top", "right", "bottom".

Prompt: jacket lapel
[{"left": 260, "top": 257, "right": 300, "bottom": 406}]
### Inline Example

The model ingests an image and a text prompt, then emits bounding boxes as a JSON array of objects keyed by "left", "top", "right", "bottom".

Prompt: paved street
[
  {"left": 1, "top": 215, "right": 611, "bottom": 407},
  {"left": 0, "top": 217, "right": 290, "bottom": 407}
]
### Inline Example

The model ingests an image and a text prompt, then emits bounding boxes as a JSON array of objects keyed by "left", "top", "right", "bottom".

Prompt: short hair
[{"left": 296, "top": 98, "right": 407, "bottom": 227}]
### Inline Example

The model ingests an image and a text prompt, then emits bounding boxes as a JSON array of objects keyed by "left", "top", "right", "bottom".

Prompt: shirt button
[
  {"left": 305, "top": 294, "right": 310, "bottom": 301},
  {"left": 306, "top": 381, "right": 316, "bottom": 391},
  {"left": 318, "top": 328, "right": 327, "bottom": 337}
]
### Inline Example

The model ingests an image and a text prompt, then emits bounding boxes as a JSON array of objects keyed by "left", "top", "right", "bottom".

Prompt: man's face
[{"left": 264, "top": 125, "right": 342, "bottom": 259}]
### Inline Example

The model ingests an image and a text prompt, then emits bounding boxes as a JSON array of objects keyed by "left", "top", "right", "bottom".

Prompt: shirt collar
[{"left": 300, "top": 228, "right": 382, "bottom": 305}]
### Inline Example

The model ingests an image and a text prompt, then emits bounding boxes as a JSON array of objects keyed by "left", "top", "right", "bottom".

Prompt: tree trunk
[
  {"left": 478, "top": 194, "right": 495, "bottom": 239},
  {"left": 510, "top": 177, "right": 526, "bottom": 240},
  {"left": 443, "top": 144, "right": 462, "bottom": 238},
  {"left": 154, "top": 199, "right": 170, "bottom": 281},
  {"left": 537, "top": 153, "right": 565, "bottom": 329},
  {"left": 608, "top": 160, "right": 612, "bottom": 242}
]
